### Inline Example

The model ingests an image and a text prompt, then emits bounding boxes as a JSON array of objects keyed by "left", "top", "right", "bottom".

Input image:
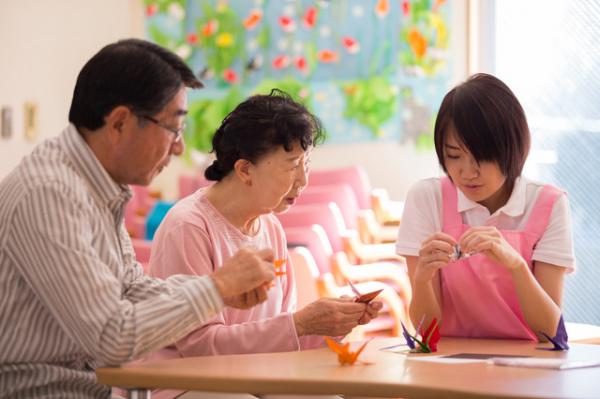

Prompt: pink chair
[
  {"left": 308, "top": 165, "right": 372, "bottom": 210},
  {"left": 277, "top": 203, "right": 346, "bottom": 252},
  {"left": 124, "top": 185, "right": 153, "bottom": 239},
  {"left": 288, "top": 245, "right": 407, "bottom": 338},
  {"left": 284, "top": 225, "right": 410, "bottom": 320},
  {"left": 178, "top": 173, "right": 212, "bottom": 199},
  {"left": 124, "top": 202, "right": 146, "bottom": 239},
  {"left": 296, "top": 184, "right": 359, "bottom": 229},
  {"left": 131, "top": 238, "right": 152, "bottom": 274},
  {"left": 308, "top": 166, "right": 402, "bottom": 243},
  {"left": 278, "top": 202, "right": 399, "bottom": 263},
  {"left": 285, "top": 225, "right": 333, "bottom": 274},
  {"left": 288, "top": 247, "right": 321, "bottom": 309}
]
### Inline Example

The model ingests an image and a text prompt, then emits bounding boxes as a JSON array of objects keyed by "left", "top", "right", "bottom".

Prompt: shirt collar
[
  {"left": 456, "top": 176, "right": 526, "bottom": 217},
  {"left": 61, "top": 124, "right": 132, "bottom": 210}
]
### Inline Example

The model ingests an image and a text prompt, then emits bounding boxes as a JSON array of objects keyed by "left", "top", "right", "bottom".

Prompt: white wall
[
  {"left": 0, "top": 0, "right": 467, "bottom": 201},
  {"left": 0, "top": 0, "right": 144, "bottom": 179}
]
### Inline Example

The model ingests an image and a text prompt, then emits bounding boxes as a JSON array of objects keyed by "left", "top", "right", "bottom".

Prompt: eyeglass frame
[{"left": 139, "top": 115, "right": 185, "bottom": 143}]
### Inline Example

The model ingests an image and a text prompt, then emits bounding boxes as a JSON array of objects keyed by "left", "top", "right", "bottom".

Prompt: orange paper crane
[
  {"left": 274, "top": 259, "right": 286, "bottom": 277},
  {"left": 325, "top": 337, "right": 371, "bottom": 366}
]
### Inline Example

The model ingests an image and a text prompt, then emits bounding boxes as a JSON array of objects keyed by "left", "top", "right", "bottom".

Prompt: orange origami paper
[
  {"left": 325, "top": 337, "right": 371, "bottom": 366},
  {"left": 274, "top": 259, "right": 286, "bottom": 277}
]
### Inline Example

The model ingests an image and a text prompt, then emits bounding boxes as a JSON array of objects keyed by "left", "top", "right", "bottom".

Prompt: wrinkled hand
[
  {"left": 211, "top": 248, "right": 275, "bottom": 309},
  {"left": 415, "top": 232, "right": 456, "bottom": 283},
  {"left": 358, "top": 301, "right": 383, "bottom": 325},
  {"left": 459, "top": 226, "right": 525, "bottom": 270},
  {"left": 294, "top": 297, "right": 366, "bottom": 337}
]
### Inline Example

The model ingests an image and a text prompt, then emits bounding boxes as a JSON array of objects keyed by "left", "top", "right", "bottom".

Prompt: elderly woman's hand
[
  {"left": 358, "top": 301, "right": 383, "bottom": 325},
  {"left": 293, "top": 297, "right": 366, "bottom": 337}
]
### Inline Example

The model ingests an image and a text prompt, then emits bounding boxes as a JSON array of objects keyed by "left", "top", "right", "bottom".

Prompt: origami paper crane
[
  {"left": 325, "top": 336, "right": 371, "bottom": 365},
  {"left": 539, "top": 315, "right": 569, "bottom": 351},
  {"left": 347, "top": 280, "right": 383, "bottom": 304},
  {"left": 449, "top": 244, "right": 475, "bottom": 261},
  {"left": 400, "top": 317, "right": 441, "bottom": 353},
  {"left": 274, "top": 259, "right": 286, "bottom": 277}
]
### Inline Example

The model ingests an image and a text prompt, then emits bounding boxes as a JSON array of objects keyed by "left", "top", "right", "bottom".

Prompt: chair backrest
[
  {"left": 128, "top": 185, "right": 149, "bottom": 211},
  {"left": 277, "top": 202, "right": 347, "bottom": 252},
  {"left": 288, "top": 247, "right": 321, "bottom": 309},
  {"left": 145, "top": 200, "right": 176, "bottom": 240},
  {"left": 285, "top": 225, "right": 333, "bottom": 274},
  {"left": 308, "top": 165, "right": 372, "bottom": 210},
  {"left": 178, "top": 174, "right": 212, "bottom": 199},
  {"left": 296, "top": 184, "right": 360, "bottom": 229},
  {"left": 131, "top": 238, "right": 152, "bottom": 274}
]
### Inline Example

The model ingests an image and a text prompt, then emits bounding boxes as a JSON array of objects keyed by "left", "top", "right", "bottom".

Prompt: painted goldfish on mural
[
  {"left": 317, "top": 49, "right": 339, "bottom": 63},
  {"left": 272, "top": 55, "right": 291, "bottom": 69},
  {"left": 202, "top": 20, "right": 218, "bottom": 37},
  {"left": 244, "top": 9, "right": 263, "bottom": 30},
  {"left": 401, "top": 0, "right": 410, "bottom": 16},
  {"left": 432, "top": 0, "right": 446, "bottom": 13},
  {"left": 408, "top": 28, "right": 427, "bottom": 59},
  {"left": 342, "top": 36, "right": 360, "bottom": 54},
  {"left": 186, "top": 33, "right": 198, "bottom": 45},
  {"left": 375, "top": 0, "right": 389, "bottom": 19},
  {"left": 303, "top": 7, "right": 318, "bottom": 28},
  {"left": 295, "top": 56, "right": 308, "bottom": 73},
  {"left": 146, "top": 4, "right": 158, "bottom": 17},
  {"left": 222, "top": 69, "right": 238, "bottom": 84},
  {"left": 279, "top": 16, "right": 296, "bottom": 33}
]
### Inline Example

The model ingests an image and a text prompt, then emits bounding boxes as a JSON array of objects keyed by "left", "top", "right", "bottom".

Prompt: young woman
[{"left": 396, "top": 74, "right": 574, "bottom": 340}]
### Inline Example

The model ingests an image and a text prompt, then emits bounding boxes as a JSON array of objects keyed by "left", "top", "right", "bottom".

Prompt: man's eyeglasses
[{"left": 140, "top": 115, "right": 185, "bottom": 143}]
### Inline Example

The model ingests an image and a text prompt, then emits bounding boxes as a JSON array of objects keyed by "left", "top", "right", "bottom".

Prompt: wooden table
[{"left": 98, "top": 337, "right": 600, "bottom": 399}]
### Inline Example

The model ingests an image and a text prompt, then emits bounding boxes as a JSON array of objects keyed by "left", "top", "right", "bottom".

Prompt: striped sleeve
[{"left": 7, "top": 182, "right": 224, "bottom": 366}]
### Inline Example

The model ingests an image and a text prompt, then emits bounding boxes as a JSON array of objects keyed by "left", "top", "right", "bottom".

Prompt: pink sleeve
[
  {"left": 176, "top": 313, "right": 300, "bottom": 356},
  {"left": 150, "top": 219, "right": 305, "bottom": 356}
]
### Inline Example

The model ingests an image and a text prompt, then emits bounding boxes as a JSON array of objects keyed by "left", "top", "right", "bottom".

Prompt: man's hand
[
  {"left": 220, "top": 285, "right": 271, "bottom": 309},
  {"left": 210, "top": 248, "right": 275, "bottom": 309}
]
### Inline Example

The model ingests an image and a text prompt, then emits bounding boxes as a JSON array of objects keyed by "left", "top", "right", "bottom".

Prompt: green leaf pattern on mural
[{"left": 342, "top": 76, "right": 397, "bottom": 137}]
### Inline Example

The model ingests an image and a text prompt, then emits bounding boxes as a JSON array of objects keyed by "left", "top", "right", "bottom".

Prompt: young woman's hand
[
  {"left": 459, "top": 226, "right": 526, "bottom": 270},
  {"left": 415, "top": 232, "right": 457, "bottom": 284}
]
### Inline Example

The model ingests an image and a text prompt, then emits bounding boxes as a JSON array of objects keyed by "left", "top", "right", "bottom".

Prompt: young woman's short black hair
[
  {"left": 68, "top": 38, "right": 202, "bottom": 130},
  {"left": 434, "top": 73, "right": 531, "bottom": 186},
  {"left": 205, "top": 89, "right": 324, "bottom": 181}
]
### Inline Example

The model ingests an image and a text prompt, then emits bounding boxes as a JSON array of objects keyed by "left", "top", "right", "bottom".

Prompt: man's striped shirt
[{"left": 0, "top": 125, "right": 224, "bottom": 398}]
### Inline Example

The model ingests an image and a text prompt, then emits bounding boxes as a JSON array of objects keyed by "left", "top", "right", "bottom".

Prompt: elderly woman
[{"left": 146, "top": 90, "right": 381, "bottom": 399}]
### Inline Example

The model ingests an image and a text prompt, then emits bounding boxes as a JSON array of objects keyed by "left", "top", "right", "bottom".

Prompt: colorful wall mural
[{"left": 144, "top": 0, "right": 451, "bottom": 153}]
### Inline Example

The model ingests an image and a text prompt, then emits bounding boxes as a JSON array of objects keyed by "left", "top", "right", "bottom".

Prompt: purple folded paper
[
  {"left": 401, "top": 321, "right": 416, "bottom": 349},
  {"left": 539, "top": 315, "right": 569, "bottom": 351}
]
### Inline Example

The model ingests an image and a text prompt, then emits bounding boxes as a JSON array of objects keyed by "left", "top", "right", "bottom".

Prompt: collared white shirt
[
  {"left": 396, "top": 176, "right": 575, "bottom": 271},
  {"left": 0, "top": 125, "right": 224, "bottom": 398}
]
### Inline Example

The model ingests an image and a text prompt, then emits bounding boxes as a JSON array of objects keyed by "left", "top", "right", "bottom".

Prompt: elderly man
[{"left": 0, "top": 39, "right": 275, "bottom": 398}]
